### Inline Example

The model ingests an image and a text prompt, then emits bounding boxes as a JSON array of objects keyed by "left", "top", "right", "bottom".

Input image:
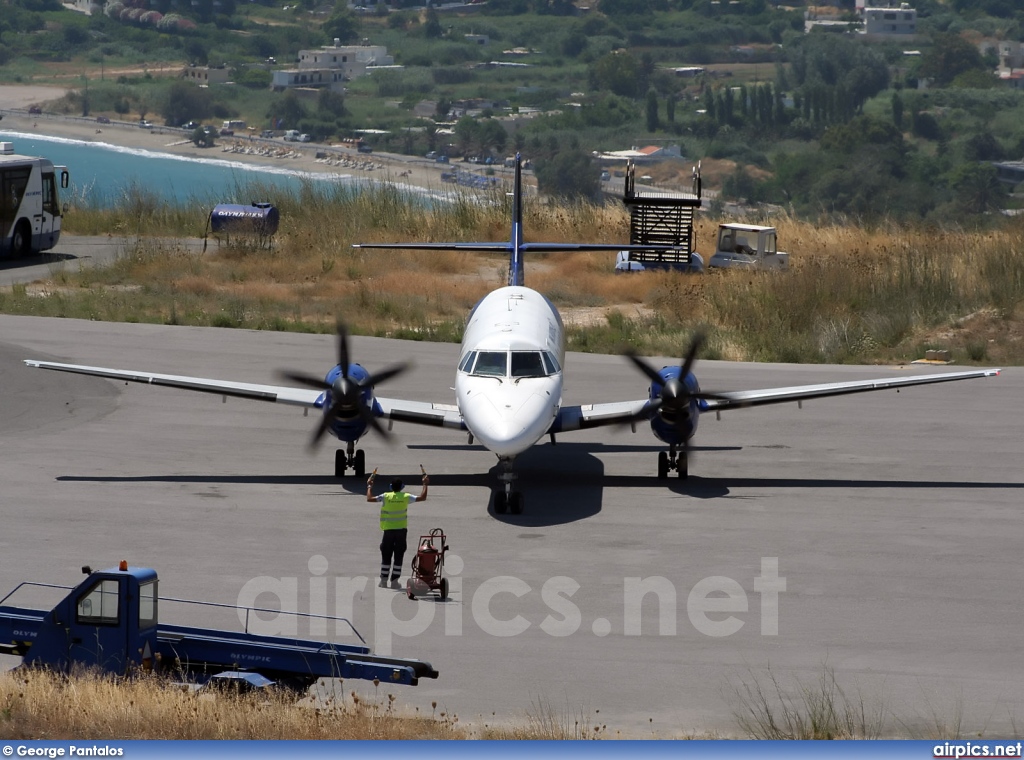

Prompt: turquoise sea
[{"left": 0, "top": 129, "right": 391, "bottom": 209}]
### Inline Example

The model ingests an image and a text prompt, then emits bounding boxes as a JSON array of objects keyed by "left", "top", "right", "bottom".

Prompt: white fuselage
[{"left": 455, "top": 286, "right": 565, "bottom": 458}]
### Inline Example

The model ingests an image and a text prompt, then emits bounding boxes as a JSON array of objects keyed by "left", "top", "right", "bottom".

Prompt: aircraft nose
[{"left": 463, "top": 390, "right": 552, "bottom": 457}]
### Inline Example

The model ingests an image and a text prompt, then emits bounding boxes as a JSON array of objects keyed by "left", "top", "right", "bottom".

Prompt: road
[
  {"left": 0, "top": 235, "right": 206, "bottom": 289},
  {"left": 0, "top": 315, "right": 1020, "bottom": 737}
]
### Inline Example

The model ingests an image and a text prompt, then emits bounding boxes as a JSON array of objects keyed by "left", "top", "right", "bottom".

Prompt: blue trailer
[{"left": 0, "top": 563, "right": 438, "bottom": 691}]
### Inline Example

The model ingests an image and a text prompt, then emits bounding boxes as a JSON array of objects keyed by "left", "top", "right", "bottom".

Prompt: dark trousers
[{"left": 380, "top": 528, "right": 408, "bottom": 580}]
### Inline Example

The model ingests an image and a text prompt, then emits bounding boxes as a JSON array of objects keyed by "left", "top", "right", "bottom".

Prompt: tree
[
  {"left": 191, "top": 126, "right": 215, "bottom": 148},
  {"left": 423, "top": 7, "right": 442, "bottom": 38},
  {"left": 269, "top": 91, "right": 307, "bottom": 129},
  {"left": 589, "top": 51, "right": 642, "bottom": 99},
  {"left": 892, "top": 92, "right": 904, "bottom": 131},
  {"left": 645, "top": 89, "right": 659, "bottom": 132},
  {"left": 162, "top": 81, "right": 212, "bottom": 127},
  {"left": 919, "top": 32, "right": 984, "bottom": 87},
  {"left": 534, "top": 149, "right": 601, "bottom": 202},
  {"left": 666, "top": 93, "right": 676, "bottom": 124},
  {"left": 317, "top": 88, "right": 346, "bottom": 118},
  {"left": 949, "top": 163, "right": 1004, "bottom": 215},
  {"left": 322, "top": 10, "right": 360, "bottom": 43}
]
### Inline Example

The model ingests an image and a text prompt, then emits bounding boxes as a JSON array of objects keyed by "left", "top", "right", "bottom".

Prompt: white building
[
  {"left": 272, "top": 41, "right": 393, "bottom": 92},
  {"left": 863, "top": 4, "right": 916, "bottom": 36}
]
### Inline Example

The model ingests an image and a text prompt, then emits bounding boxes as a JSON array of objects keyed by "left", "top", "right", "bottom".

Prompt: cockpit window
[
  {"left": 458, "top": 351, "right": 477, "bottom": 373},
  {"left": 542, "top": 352, "right": 561, "bottom": 374},
  {"left": 511, "top": 352, "right": 546, "bottom": 378},
  {"left": 472, "top": 351, "right": 507, "bottom": 377}
]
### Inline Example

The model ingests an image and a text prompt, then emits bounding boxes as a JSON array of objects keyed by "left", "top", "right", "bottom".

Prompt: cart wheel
[
  {"left": 439, "top": 578, "right": 448, "bottom": 601},
  {"left": 407, "top": 590, "right": 415, "bottom": 600}
]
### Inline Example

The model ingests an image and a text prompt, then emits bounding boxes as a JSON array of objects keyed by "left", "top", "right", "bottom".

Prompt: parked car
[
  {"left": 298, "top": 133, "right": 311, "bottom": 143},
  {"left": 28, "top": 106, "right": 41, "bottom": 115},
  {"left": 139, "top": 119, "right": 153, "bottom": 129},
  {"left": 425, "top": 151, "right": 437, "bottom": 159},
  {"left": 260, "top": 129, "right": 275, "bottom": 138},
  {"left": 96, "top": 116, "right": 111, "bottom": 124},
  {"left": 219, "top": 128, "right": 234, "bottom": 136}
]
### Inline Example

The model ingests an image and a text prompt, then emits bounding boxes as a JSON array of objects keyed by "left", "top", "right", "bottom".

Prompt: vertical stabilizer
[{"left": 509, "top": 154, "right": 525, "bottom": 287}]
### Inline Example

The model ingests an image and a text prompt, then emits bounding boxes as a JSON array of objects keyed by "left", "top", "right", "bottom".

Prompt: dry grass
[
  {"left": 6, "top": 181, "right": 1024, "bottom": 364},
  {"left": 0, "top": 670, "right": 464, "bottom": 740}
]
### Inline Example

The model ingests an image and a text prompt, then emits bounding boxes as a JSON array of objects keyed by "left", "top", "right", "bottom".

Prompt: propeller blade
[
  {"left": 625, "top": 352, "right": 667, "bottom": 387},
  {"left": 355, "top": 402, "right": 392, "bottom": 441},
  {"left": 309, "top": 405, "right": 337, "bottom": 449},
  {"left": 337, "top": 322, "right": 350, "bottom": 380},
  {"left": 279, "top": 370, "right": 332, "bottom": 391},
  {"left": 679, "top": 331, "right": 705, "bottom": 381},
  {"left": 360, "top": 362, "right": 409, "bottom": 389}
]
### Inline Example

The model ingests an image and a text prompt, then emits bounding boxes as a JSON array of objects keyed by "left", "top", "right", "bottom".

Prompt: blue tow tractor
[{"left": 0, "top": 562, "right": 438, "bottom": 691}]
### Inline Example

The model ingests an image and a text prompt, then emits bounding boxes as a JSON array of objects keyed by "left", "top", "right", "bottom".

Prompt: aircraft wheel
[
  {"left": 657, "top": 451, "right": 669, "bottom": 479},
  {"left": 334, "top": 450, "right": 347, "bottom": 478},
  {"left": 353, "top": 450, "right": 365, "bottom": 479},
  {"left": 494, "top": 491, "right": 508, "bottom": 514},
  {"left": 678, "top": 453, "right": 688, "bottom": 480},
  {"left": 439, "top": 578, "right": 449, "bottom": 601},
  {"left": 509, "top": 492, "right": 524, "bottom": 515}
]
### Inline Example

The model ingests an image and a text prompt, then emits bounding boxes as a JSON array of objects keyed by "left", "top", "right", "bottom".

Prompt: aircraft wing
[
  {"left": 23, "top": 360, "right": 323, "bottom": 407},
  {"left": 553, "top": 368, "right": 999, "bottom": 432},
  {"left": 701, "top": 368, "right": 1001, "bottom": 412},
  {"left": 375, "top": 397, "right": 466, "bottom": 431},
  {"left": 354, "top": 243, "right": 671, "bottom": 253}
]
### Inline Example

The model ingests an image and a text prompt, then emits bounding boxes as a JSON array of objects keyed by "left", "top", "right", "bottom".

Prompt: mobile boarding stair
[
  {"left": 0, "top": 562, "right": 438, "bottom": 691},
  {"left": 620, "top": 160, "right": 703, "bottom": 271}
]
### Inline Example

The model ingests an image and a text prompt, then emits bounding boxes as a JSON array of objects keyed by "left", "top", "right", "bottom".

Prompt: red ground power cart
[{"left": 407, "top": 528, "right": 449, "bottom": 600}]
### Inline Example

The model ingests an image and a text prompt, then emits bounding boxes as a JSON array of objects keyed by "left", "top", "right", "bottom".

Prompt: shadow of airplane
[{"left": 55, "top": 439, "right": 1024, "bottom": 526}]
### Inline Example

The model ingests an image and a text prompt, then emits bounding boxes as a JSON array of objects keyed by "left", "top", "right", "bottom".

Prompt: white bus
[{"left": 0, "top": 141, "right": 69, "bottom": 258}]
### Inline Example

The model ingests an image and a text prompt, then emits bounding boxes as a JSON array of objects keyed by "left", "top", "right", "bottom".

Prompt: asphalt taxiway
[{"left": 0, "top": 314, "right": 1020, "bottom": 737}]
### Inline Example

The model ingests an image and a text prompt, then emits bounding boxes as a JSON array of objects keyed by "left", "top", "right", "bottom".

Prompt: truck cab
[{"left": 708, "top": 223, "right": 789, "bottom": 271}]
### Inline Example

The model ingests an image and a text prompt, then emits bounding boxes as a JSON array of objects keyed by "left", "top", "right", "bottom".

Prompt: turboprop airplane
[{"left": 25, "top": 156, "right": 1000, "bottom": 514}]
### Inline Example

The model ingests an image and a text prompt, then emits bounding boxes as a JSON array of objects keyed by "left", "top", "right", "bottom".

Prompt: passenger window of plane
[
  {"left": 511, "top": 352, "right": 545, "bottom": 378},
  {"left": 542, "top": 352, "right": 561, "bottom": 375},
  {"left": 472, "top": 351, "right": 507, "bottom": 377}
]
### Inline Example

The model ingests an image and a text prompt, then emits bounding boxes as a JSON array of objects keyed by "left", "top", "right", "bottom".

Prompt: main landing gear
[
  {"left": 493, "top": 457, "right": 524, "bottom": 515},
  {"left": 657, "top": 445, "right": 688, "bottom": 480},
  {"left": 335, "top": 443, "right": 366, "bottom": 478}
]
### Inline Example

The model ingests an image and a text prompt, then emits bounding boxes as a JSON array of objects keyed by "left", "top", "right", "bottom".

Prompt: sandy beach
[{"left": 0, "top": 84, "right": 475, "bottom": 195}]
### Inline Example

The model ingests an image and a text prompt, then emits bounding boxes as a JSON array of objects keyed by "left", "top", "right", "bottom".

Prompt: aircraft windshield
[
  {"left": 511, "top": 352, "right": 546, "bottom": 378},
  {"left": 463, "top": 350, "right": 561, "bottom": 378},
  {"left": 472, "top": 351, "right": 507, "bottom": 377}
]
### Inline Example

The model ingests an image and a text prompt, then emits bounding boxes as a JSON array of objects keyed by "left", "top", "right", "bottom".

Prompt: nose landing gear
[
  {"left": 493, "top": 457, "right": 523, "bottom": 514},
  {"left": 657, "top": 445, "right": 688, "bottom": 479},
  {"left": 335, "top": 443, "right": 366, "bottom": 478}
]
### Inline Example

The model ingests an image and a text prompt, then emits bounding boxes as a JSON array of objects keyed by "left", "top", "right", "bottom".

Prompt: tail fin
[
  {"left": 509, "top": 154, "right": 524, "bottom": 287},
  {"left": 353, "top": 152, "right": 669, "bottom": 286}
]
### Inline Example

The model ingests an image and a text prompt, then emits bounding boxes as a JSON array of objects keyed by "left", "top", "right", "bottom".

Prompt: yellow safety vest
[{"left": 380, "top": 491, "right": 411, "bottom": 530}]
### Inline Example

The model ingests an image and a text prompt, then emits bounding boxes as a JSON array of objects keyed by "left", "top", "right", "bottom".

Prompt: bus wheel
[{"left": 11, "top": 221, "right": 32, "bottom": 258}]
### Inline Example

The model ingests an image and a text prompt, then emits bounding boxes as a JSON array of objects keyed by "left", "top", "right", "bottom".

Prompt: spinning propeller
[
  {"left": 624, "top": 332, "right": 729, "bottom": 431},
  {"left": 279, "top": 322, "right": 408, "bottom": 449}
]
